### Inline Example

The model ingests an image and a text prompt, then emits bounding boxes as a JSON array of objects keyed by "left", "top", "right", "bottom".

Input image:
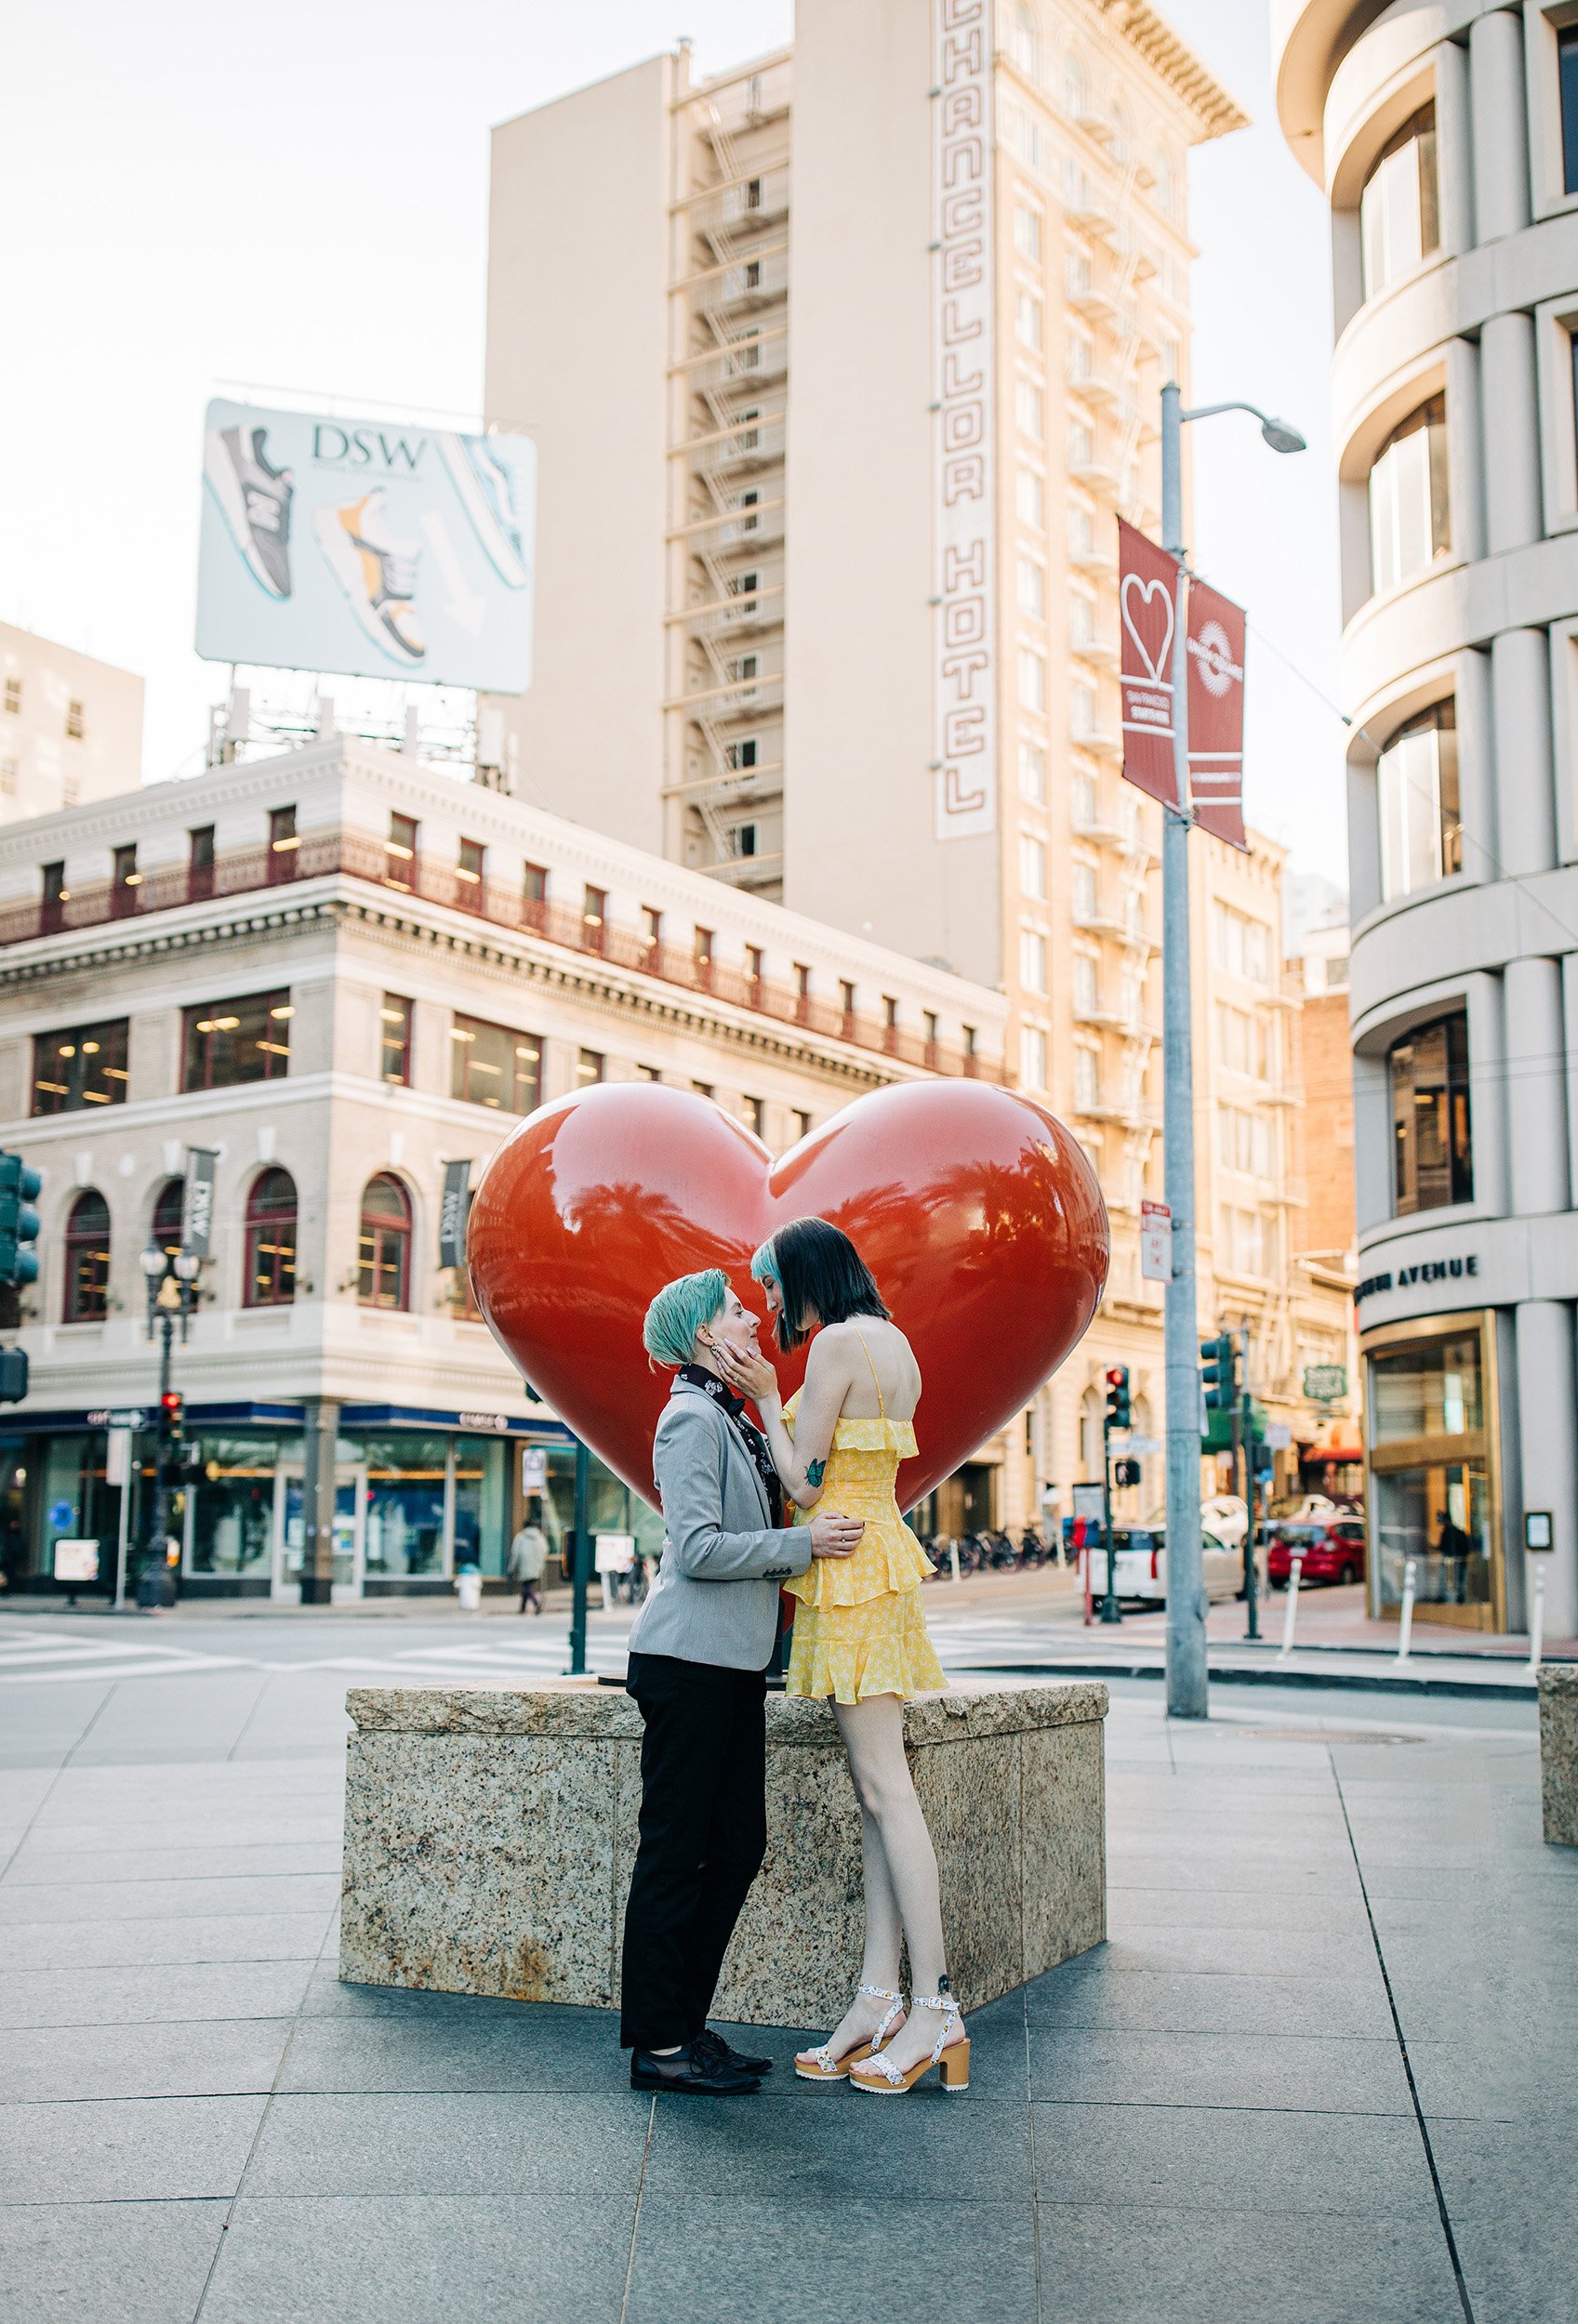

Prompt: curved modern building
[{"left": 1275, "top": 3, "right": 1578, "bottom": 1636}]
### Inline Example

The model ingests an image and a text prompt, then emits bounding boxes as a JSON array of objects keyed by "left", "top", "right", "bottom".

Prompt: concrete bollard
[
  {"left": 949, "top": 1539, "right": 961, "bottom": 1585},
  {"left": 1396, "top": 1556, "right": 1418, "bottom": 1669},
  {"left": 1530, "top": 1564, "right": 1547, "bottom": 1674},
  {"left": 1277, "top": 1554, "right": 1303, "bottom": 1659}
]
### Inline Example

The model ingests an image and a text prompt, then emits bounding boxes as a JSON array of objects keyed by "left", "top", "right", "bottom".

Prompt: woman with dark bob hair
[{"left": 713, "top": 1216, "right": 968, "bottom": 2097}]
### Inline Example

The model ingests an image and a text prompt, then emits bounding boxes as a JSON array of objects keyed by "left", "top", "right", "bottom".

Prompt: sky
[{"left": 1, "top": 0, "right": 1346, "bottom": 886}]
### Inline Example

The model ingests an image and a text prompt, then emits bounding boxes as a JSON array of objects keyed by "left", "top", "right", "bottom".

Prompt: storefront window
[
  {"left": 454, "top": 1435, "right": 509, "bottom": 1574},
  {"left": 1372, "top": 1460, "right": 1492, "bottom": 1614},
  {"left": 38, "top": 1434, "right": 115, "bottom": 1586},
  {"left": 357, "top": 1434, "right": 448, "bottom": 1578},
  {"left": 188, "top": 1434, "right": 301, "bottom": 1577},
  {"left": 535, "top": 1443, "right": 665, "bottom": 1567},
  {"left": 1390, "top": 1010, "right": 1472, "bottom": 1213},
  {"left": 1372, "top": 1329, "right": 1482, "bottom": 1441},
  {"left": 1367, "top": 1322, "right": 1498, "bottom": 1628}
]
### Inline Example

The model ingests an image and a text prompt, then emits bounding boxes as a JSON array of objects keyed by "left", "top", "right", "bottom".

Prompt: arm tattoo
[{"left": 805, "top": 1458, "right": 826, "bottom": 1487}]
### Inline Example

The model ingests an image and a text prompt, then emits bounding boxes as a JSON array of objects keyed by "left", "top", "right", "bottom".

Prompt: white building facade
[
  {"left": 0, "top": 739, "right": 1004, "bottom": 1600},
  {"left": 1275, "top": 0, "right": 1578, "bottom": 1633}
]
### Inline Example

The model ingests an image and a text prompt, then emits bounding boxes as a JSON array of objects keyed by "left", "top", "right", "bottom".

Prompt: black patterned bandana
[{"left": 679, "top": 1364, "right": 784, "bottom": 1524}]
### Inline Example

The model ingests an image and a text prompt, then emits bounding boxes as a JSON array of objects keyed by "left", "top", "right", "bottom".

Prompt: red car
[{"left": 1267, "top": 1519, "right": 1367, "bottom": 1588}]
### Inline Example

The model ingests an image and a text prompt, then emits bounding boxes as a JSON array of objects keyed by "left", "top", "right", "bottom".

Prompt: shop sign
[
  {"left": 1302, "top": 1365, "right": 1347, "bottom": 1403},
  {"left": 1266, "top": 1422, "right": 1292, "bottom": 1451},
  {"left": 457, "top": 1410, "right": 511, "bottom": 1433},
  {"left": 1356, "top": 1254, "right": 1478, "bottom": 1304},
  {"left": 53, "top": 1538, "right": 99, "bottom": 1582},
  {"left": 87, "top": 1408, "right": 148, "bottom": 1429},
  {"left": 521, "top": 1447, "right": 548, "bottom": 1491}
]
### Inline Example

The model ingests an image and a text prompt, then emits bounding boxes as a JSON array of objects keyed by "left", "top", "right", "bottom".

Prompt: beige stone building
[
  {"left": 0, "top": 739, "right": 1004, "bottom": 1599},
  {"left": 482, "top": 5, "right": 1351, "bottom": 1528},
  {"left": 0, "top": 623, "right": 144, "bottom": 825}
]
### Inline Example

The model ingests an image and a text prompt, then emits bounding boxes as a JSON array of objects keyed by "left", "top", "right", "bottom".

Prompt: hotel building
[{"left": 484, "top": 2, "right": 1353, "bottom": 1527}]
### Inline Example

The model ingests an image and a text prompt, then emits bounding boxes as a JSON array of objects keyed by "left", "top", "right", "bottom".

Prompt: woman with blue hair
[
  {"left": 618, "top": 1265, "right": 865, "bottom": 2098},
  {"left": 714, "top": 1218, "right": 967, "bottom": 2097}
]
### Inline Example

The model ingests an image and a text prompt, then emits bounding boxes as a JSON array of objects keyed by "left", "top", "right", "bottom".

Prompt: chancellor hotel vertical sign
[{"left": 933, "top": 0, "right": 997, "bottom": 843}]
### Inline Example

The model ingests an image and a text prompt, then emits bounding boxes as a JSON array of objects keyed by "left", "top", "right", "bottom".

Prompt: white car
[
  {"left": 1144, "top": 1496, "right": 1249, "bottom": 1550},
  {"left": 1083, "top": 1526, "right": 1266, "bottom": 1606}
]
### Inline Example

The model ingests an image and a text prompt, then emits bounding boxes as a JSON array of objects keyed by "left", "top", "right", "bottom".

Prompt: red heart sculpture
[{"left": 469, "top": 1079, "right": 1108, "bottom": 1511}]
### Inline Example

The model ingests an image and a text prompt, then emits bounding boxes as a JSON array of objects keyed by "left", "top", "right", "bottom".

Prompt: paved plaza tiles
[{"left": 0, "top": 1611, "right": 1571, "bottom": 2323}]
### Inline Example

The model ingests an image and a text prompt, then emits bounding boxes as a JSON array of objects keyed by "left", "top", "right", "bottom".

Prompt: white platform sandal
[
  {"left": 793, "top": 1985, "right": 906, "bottom": 2082},
  {"left": 847, "top": 1990, "right": 970, "bottom": 2095}
]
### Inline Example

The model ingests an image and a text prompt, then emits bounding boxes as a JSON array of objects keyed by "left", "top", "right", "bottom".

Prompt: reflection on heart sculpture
[{"left": 469, "top": 1078, "right": 1109, "bottom": 1512}]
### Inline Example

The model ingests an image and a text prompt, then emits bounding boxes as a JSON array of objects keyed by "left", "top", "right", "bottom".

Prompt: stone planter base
[
  {"left": 1539, "top": 1667, "right": 1578, "bottom": 1846},
  {"left": 340, "top": 1680, "right": 1107, "bottom": 2026}
]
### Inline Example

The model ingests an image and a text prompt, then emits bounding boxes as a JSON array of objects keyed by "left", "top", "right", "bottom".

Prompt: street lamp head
[
  {"left": 173, "top": 1251, "right": 200, "bottom": 1283},
  {"left": 1259, "top": 416, "right": 1306, "bottom": 456},
  {"left": 139, "top": 1242, "right": 166, "bottom": 1281}
]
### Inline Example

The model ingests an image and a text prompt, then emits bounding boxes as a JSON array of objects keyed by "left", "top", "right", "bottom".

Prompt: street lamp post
[
  {"left": 1159, "top": 384, "right": 1304, "bottom": 1722},
  {"left": 138, "top": 1239, "right": 199, "bottom": 1604}
]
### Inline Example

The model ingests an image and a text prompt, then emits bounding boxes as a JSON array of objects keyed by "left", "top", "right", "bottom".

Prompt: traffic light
[
  {"left": 1103, "top": 1365, "right": 1131, "bottom": 1431},
  {"left": 1113, "top": 1456, "right": 1142, "bottom": 1488},
  {"left": 160, "top": 1390, "right": 184, "bottom": 1453},
  {"left": 0, "top": 1153, "right": 41, "bottom": 1288},
  {"left": 1200, "top": 1332, "right": 1238, "bottom": 1412}
]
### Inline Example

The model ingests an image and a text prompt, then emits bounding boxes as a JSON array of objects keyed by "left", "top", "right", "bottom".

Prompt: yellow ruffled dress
[{"left": 781, "top": 1366, "right": 948, "bottom": 1704}]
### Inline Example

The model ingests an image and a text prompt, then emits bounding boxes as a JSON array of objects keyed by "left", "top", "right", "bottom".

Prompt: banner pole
[{"left": 1160, "top": 380, "right": 1208, "bottom": 1722}]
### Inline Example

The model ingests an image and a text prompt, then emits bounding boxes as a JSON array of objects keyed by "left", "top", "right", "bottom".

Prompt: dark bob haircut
[{"left": 751, "top": 1216, "right": 890, "bottom": 1353}]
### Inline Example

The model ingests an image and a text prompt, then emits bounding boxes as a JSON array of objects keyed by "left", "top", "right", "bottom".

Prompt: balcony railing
[{"left": 3, "top": 826, "right": 1002, "bottom": 1085}]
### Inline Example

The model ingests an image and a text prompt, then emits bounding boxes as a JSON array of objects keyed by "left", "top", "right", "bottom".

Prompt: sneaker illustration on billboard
[
  {"left": 205, "top": 424, "right": 294, "bottom": 598},
  {"left": 438, "top": 433, "right": 530, "bottom": 588},
  {"left": 313, "top": 489, "right": 426, "bottom": 666}
]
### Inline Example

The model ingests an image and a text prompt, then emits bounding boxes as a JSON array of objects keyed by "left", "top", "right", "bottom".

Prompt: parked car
[
  {"left": 1082, "top": 1527, "right": 1266, "bottom": 1607},
  {"left": 1266, "top": 1518, "right": 1368, "bottom": 1589},
  {"left": 1143, "top": 1495, "right": 1249, "bottom": 1549}
]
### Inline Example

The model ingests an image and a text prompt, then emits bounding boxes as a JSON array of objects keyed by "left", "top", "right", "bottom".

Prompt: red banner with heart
[
  {"left": 469, "top": 1079, "right": 1109, "bottom": 1512},
  {"left": 1118, "top": 517, "right": 1182, "bottom": 811}
]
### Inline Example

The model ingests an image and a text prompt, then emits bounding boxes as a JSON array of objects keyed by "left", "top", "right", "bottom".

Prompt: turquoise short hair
[
  {"left": 643, "top": 1267, "right": 728, "bottom": 1368},
  {"left": 749, "top": 1237, "right": 781, "bottom": 1291}
]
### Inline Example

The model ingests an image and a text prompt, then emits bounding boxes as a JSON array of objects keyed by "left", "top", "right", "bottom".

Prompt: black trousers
[{"left": 619, "top": 1651, "right": 768, "bottom": 2051}]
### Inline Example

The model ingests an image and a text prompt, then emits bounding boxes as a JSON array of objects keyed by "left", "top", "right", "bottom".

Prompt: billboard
[{"left": 197, "top": 399, "right": 536, "bottom": 692}]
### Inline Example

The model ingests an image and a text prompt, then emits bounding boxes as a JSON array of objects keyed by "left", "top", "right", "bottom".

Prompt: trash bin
[{"left": 456, "top": 1565, "right": 483, "bottom": 1612}]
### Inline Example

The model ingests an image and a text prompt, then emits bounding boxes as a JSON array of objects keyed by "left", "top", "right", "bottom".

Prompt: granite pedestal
[
  {"left": 339, "top": 1680, "right": 1107, "bottom": 2025},
  {"left": 1538, "top": 1665, "right": 1578, "bottom": 1845}
]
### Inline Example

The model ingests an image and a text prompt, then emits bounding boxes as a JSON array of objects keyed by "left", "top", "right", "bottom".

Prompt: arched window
[
  {"left": 62, "top": 1190, "right": 110, "bottom": 1324},
  {"left": 358, "top": 1174, "right": 411, "bottom": 1310},
  {"left": 152, "top": 1178, "right": 185, "bottom": 1261},
  {"left": 245, "top": 1169, "right": 298, "bottom": 1308},
  {"left": 1013, "top": 4, "right": 1039, "bottom": 79},
  {"left": 1064, "top": 51, "right": 1087, "bottom": 117}
]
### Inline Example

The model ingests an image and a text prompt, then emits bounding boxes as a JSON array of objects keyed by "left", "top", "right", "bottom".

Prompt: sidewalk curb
[{"left": 948, "top": 1658, "right": 1539, "bottom": 1702}]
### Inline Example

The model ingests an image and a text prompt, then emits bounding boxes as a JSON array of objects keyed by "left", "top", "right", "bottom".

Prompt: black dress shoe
[
  {"left": 692, "top": 2027, "right": 774, "bottom": 2078},
  {"left": 630, "top": 2042, "right": 762, "bottom": 2095}
]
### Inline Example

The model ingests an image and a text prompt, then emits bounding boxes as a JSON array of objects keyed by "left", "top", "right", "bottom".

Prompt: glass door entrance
[{"left": 272, "top": 1467, "right": 367, "bottom": 1603}]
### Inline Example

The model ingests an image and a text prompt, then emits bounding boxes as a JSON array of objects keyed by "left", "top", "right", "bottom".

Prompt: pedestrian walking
[{"left": 509, "top": 1506, "right": 549, "bottom": 1614}]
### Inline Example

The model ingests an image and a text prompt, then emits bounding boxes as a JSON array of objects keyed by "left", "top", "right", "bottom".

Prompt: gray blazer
[{"left": 627, "top": 1376, "right": 814, "bottom": 1672}]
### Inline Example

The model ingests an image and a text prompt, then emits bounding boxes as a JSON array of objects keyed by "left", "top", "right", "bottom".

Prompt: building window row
[{"left": 59, "top": 1170, "right": 299, "bottom": 1325}]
